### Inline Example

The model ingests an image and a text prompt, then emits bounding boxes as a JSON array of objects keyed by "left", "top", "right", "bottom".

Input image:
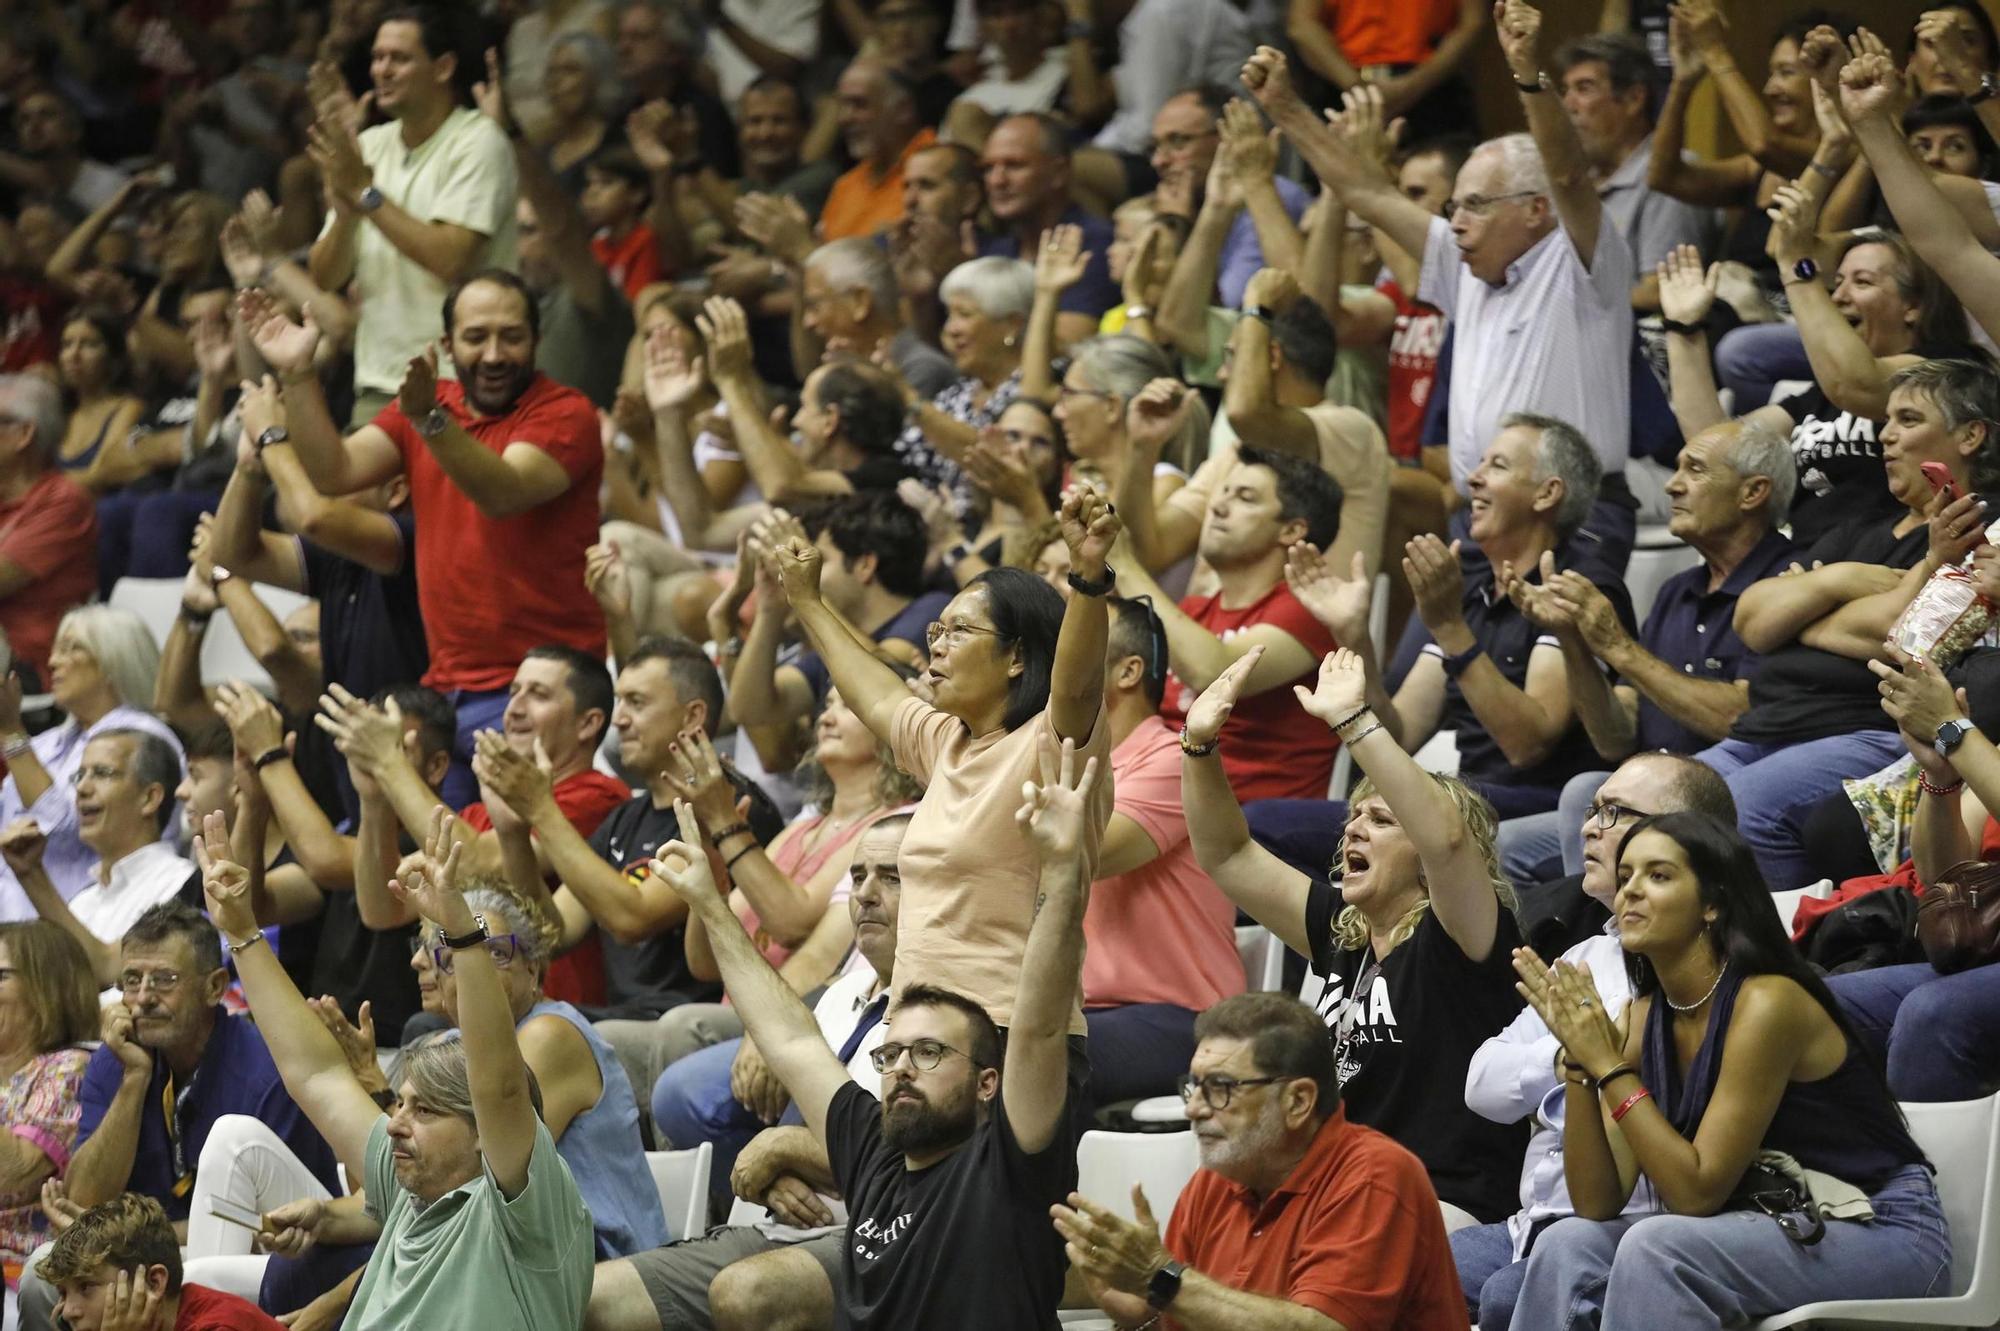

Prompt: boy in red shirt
[
  {"left": 40, "top": 1193, "right": 284, "bottom": 1331},
  {"left": 583, "top": 146, "right": 663, "bottom": 303}
]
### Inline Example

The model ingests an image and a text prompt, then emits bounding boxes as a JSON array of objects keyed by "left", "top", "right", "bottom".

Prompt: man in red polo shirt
[
  {"left": 1054, "top": 992, "right": 1468, "bottom": 1331},
  {"left": 245, "top": 271, "right": 606, "bottom": 779}
]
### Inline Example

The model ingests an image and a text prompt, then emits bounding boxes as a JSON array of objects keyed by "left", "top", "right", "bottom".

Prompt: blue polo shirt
[
  {"left": 978, "top": 207, "right": 1119, "bottom": 318},
  {"left": 1630, "top": 528, "right": 1796, "bottom": 754},
  {"left": 76, "top": 1009, "right": 341, "bottom": 1221}
]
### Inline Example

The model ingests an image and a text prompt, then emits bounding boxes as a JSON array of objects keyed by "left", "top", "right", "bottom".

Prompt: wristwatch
[
  {"left": 357, "top": 184, "right": 385, "bottom": 212},
  {"left": 417, "top": 406, "right": 452, "bottom": 438},
  {"left": 1937, "top": 717, "right": 1978, "bottom": 756},
  {"left": 255, "top": 425, "right": 289, "bottom": 453},
  {"left": 441, "top": 915, "right": 491, "bottom": 951},
  {"left": 1245, "top": 304, "right": 1278, "bottom": 324},
  {"left": 1972, "top": 72, "right": 2000, "bottom": 104},
  {"left": 1787, "top": 256, "right": 1818, "bottom": 286},
  {"left": 1123, "top": 304, "right": 1153, "bottom": 322},
  {"left": 1146, "top": 1260, "right": 1186, "bottom": 1311},
  {"left": 1063, "top": 17, "right": 1093, "bottom": 41},
  {"left": 1067, "top": 566, "right": 1115, "bottom": 598},
  {"left": 1441, "top": 643, "right": 1484, "bottom": 679},
  {"left": 210, "top": 565, "right": 234, "bottom": 588}
]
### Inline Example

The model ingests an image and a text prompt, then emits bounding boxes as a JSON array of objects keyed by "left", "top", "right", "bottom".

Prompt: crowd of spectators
[{"left": 1, "top": 0, "right": 1998, "bottom": 1328}]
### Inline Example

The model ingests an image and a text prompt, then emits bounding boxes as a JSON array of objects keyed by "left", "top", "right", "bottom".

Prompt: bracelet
[
  {"left": 1592, "top": 1062, "right": 1638, "bottom": 1092},
  {"left": 1179, "top": 726, "right": 1219, "bottom": 757},
  {"left": 179, "top": 606, "right": 213, "bottom": 626},
  {"left": 1328, "top": 704, "right": 1370, "bottom": 733},
  {"left": 1067, "top": 566, "right": 1116, "bottom": 598},
  {"left": 1441, "top": 644, "right": 1484, "bottom": 679},
  {"left": 724, "top": 843, "right": 761, "bottom": 873},
  {"left": 252, "top": 747, "right": 290, "bottom": 770},
  {"left": 1514, "top": 72, "right": 1549, "bottom": 93},
  {"left": 1610, "top": 1086, "right": 1653, "bottom": 1123},
  {"left": 1918, "top": 770, "right": 1966, "bottom": 797},
  {"left": 227, "top": 931, "right": 268, "bottom": 956},
  {"left": 710, "top": 821, "right": 754, "bottom": 846},
  {"left": 440, "top": 915, "right": 490, "bottom": 951},
  {"left": 3, "top": 735, "right": 33, "bottom": 761},
  {"left": 944, "top": 542, "right": 974, "bottom": 566},
  {"left": 1659, "top": 317, "right": 1704, "bottom": 336},
  {"left": 1343, "top": 719, "right": 1385, "bottom": 746},
  {"left": 1808, "top": 159, "right": 1843, "bottom": 180}
]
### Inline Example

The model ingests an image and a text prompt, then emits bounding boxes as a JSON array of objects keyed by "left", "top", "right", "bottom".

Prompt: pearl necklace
[{"left": 1665, "top": 965, "right": 1726, "bottom": 1013}]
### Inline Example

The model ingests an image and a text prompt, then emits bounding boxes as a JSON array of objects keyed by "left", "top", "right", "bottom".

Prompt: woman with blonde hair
[
  {"left": 1180, "top": 645, "right": 1528, "bottom": 1229},
  {"left": 0, "top": 920, "right": 97, "bottom": 1300}
]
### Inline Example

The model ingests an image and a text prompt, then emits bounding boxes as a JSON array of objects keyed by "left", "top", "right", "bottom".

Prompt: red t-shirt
[
  {"left": 1158, "top": 582, "right": 1340, "bottom": 802},
  {"left": 1317, "top": 0, "right": 1461, "bottom": 68},
  {"left": 1380, "top": 276, "right": 1445, "bottom": 465},
  {"left": 373, "top": 375, "right": 606, "bottom": 692},
  {"left": 590, "top": 223, "right": 664, "bottom": 304},
  {"left": 175, "top": 1283, "right": 286, "bottom": 1330},
  {"left": 459, "top": 768, "right": 631, "bottom": 1007},
  {"left": 0, "top": 469, "right": 99, "bottom": 679},
  {"left": 0, "top": 276, "right": 65, "bottom": 371},
  {"left": 1165, "top": 1108, "right": 1469, "bottom": 1331},
  {"left": 1084, "top": 716, "right": 1244, "bottom": 1010}
]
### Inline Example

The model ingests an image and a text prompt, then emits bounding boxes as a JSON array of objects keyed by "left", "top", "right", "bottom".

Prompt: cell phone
[
  {"left": 1922, "top": 461, "right": 1963, "bottom": 505},
  {"left": 208, "top": 1196, "right": 263, "bottom": 1231}
]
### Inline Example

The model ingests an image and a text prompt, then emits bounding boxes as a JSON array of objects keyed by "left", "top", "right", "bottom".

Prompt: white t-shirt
[{"left": 69, "top": 842, "right": 194, "bottom": 945}]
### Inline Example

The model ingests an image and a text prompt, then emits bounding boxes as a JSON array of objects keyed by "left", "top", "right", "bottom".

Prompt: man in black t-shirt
[{"left": 644, "top": 739, "right": 1097, "bottom": 1331}]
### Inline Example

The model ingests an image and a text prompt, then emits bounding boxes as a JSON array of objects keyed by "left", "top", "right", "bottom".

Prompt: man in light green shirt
[{"left": 309, "top": 10, "right": 519, "bottom": 424}]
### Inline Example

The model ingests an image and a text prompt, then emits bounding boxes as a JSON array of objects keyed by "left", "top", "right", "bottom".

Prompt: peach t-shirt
[{"left": 888, "top": 695, "right": 1113, "bottom": 1034}]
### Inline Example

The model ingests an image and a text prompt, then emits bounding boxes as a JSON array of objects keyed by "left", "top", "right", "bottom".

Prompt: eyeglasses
[
  {"left": 1586, "top": 800, "right": 1649, "bottom": 831},
  {"left": 1148, "top": 130, "right": 1218, "bottom": 155},
  {"left": 412, "top": 934, "right": 522, "bottom": 973},
  {"left": 119, "top": 968, "right": 183, "bottom": 994},
  {"left": 1442, "top": 190, "right": 1542, "bottom": 220},
  {"left": 72, "top": 764, "right": 128, "bottom": 786},
  {"left": 869, "top": 1038, "right": 984, "bottom": 1073},
  {"left": 1056, "top": 383, "right": 1117, "bottom": 403},
  {"left": 1178, "top": 1072, "right": 1287, "bottom": 1110},
  {"left": 924, "top": 620, "right": 1002, "bottom": 651}
]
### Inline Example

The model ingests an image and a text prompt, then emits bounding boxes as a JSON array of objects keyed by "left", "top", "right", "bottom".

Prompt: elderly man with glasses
[{"left": 1055, "top": 991, "right": 1468, "bottom": 1331}]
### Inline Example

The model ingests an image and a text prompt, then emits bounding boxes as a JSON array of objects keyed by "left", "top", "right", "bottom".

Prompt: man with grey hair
[
  {"left": 1384, "top": 414, "right": 1637, "bottom": 821},
  {"left": 2, "top": 728, "right": 192, "bottom": 987},
  {"left": 1243, "top": 0, "right": 1639, "bottom": 570},
  {"left": 0, "top": 372, "right": 96, "bottom": 685},
  {"left": 821, "top": 57, "right": 931, "bottom": 242},
  {"left": 1493, "top": 418, "right": 1797, "bottom": 880},
  {"left": 797, "top": 238, "right": 956, "bottom": 397}
]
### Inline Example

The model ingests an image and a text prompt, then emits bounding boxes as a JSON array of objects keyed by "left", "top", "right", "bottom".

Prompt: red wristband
[{"left": 1610, "top": 1087, "right": 1652, "bottom": 1123}]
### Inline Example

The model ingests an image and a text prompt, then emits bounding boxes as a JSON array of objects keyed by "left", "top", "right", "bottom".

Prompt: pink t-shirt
[{"left": 1084, "top": 716, "right": 1245, "bottom": 1010}]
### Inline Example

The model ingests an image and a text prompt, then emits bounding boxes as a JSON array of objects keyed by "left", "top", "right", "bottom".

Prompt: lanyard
[
  {"left": 162, "top": 1069, "right": 198, "bottom": 1198},
  {"left": 1330, "top": 956, "right": 1384, "bottom": 1084}
]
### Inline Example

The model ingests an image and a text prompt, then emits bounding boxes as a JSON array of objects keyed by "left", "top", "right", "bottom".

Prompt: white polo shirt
[
  {"left": 1419, "top": 210, "right": 1635, "bottom": 491},
  {"left": 68, "top": 842, "right": 196, "bottom": 945}
]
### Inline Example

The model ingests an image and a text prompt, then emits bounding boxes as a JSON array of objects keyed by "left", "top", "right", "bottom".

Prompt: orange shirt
[
  {"left": 1319, "top": 0, "right": 1460, "bottom": 69},
  {"left": 819, "top": 128, "right": 937, "bottom": 241}
]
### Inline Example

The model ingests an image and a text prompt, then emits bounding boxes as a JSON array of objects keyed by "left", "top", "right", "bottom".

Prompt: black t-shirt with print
[
  {"left": 1730, "top": 521, "right": 1929, "bottom": 746},
  {"left": 1303, "top": 882, "right": 1529, "bottom": 1223},
  {"left": 823, "top": 1079, "right": 1076, "bottom": 1331},
  {"left": 1778, "top": 382, "right": 1906, "bottom": 549}
]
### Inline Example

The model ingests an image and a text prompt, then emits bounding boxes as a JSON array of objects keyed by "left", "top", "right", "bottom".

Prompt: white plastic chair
[
  {"left": 109, "top": 575, "right": 310, "bottom": 694},
  {"left": 1412, "top": 728, "right": 1460, "bottom": 776},
  {"left": 1076, "top": 1128, "right": 1200, "bottom": 1223},
  {"left": 646, "top": 1144, "right": 714, "bottom": 1242},
  {"left": 1753, "top": 1092, "right": 2000, "bottom": 1329},
  {"left": 1625, "top": 525, "right": 1703, "bottom": 625},
  {"left": 724, "top": 1197, "right": 768, "bottom": 1226},
  {"left": 1235, "top": 924, "right": 1285, "bottom": 993},
  {"left": 1767, "top": 879, "right": 1834, "bottom": 937}
]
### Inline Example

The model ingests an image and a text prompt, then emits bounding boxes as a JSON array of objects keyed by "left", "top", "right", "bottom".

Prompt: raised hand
[
  {"left": 1667, "top": 0, "right": 1725, "bottom": 54},
  {"left": 763, "top": 521, "right": 825, "bottom": 606},
  {"left": 213, "top": 680, "right": 287, "bottom": 758},
  {"left": 0, "top": 817, "right": 46, "bottom": 877},
  {"left": 662, "top": 730, "right": 745, "bottom": 835},
  {"left": 237, "top": 373, "right": 286, "bottom": 447},
  {"left": 1837, "top": 52, "right": 1904, "bottom": 126},
  {"left": 1665, "top": 10, "right": 1705, "bottom": 80},
  {"left": 695, "top": 296, "right": 756, "bottom": 385},
  {"left": 1762, "top": 181, "right": 1821, "bottom": 268},
  {"left": 1915, "top": 8, "right": 1986, "bottom": 92},
  {"left": 315, "top": 684, "right": 410, "bottom": 777},
  {"left": 472, "top": 728, "right": 555, "bottom": 820},
  {"left": 1183, "top": 646, "right": 1264, "bottom": 748},
  {"left": 1033, "top": 222, "right": 1091, "bottom": 294},
  {"left": 40, "top": 1177, "right": 85, "bottom": 1234},
  {"left": 1655, "top": 244, "right": 1718, "bottom": 326},
  {"left": 194, "top": 808, "right": 258, "bottom": 941},
  {"left": 387, "top": 806, "right": 467, "bottom": 925},
  {"left": 965, "top": 426, "right": 1044, "bottom": 512},
  {"left": 1124, "top": 377, "right": 1193, "bottom": 461},
  {"left": 585, "top": 541, "right": 634, "bottom": 617},
  {"left": 1494, "top": 0, "right": 1544, "bottom": 79},
  {"left": 898, "top": 478, "right": 962, "bottom": 562},
  {"left": 1809, "top": 79, "right": 1851, "bottom": 154},
  {"left": 645, "top": 800, "right": 726, "bottom": 908},
  {"left": 306, "top": 995, "right": 385, "bottom": 1090},
  {"left": 1120, "top": 223, "right": 1173, "bottom": 308},
  {"left": 1239, "top": 46, "right": 1299, "bottom": 116},
  {"left": 1015, "top": 732, "right": 1101, "bottom": 865},
  {"left": 1242, "top": 266, "right": 1300, "bottom": 313},
  {"left": 1325, "top": 84, "right": 1398, "bottom": 181},
  {"left": 1799, "top": 24, "right": 1846, "bottom": 89},
  {"left": 1050, "top": 1186, "right": 1171, "bottom": 1322},
  {"left": 471, "top": 47, "right": 513, "bottom": 135},
  {"left": 397, "top": 344, "right": 441, "bottom": 423},
  {"left": 1403, "top": 534, "right": 1468, "bottom": 636},
  {"left": 735, "top": 192, "right": 814, "bottom": 266},
  {"left": 306, "top": 111, "right": 372, "bottom": 209},
  {"left": 1293, "top": 647, "right": 1370, "bottom": 728},
  {"left": 219, "top": 216, "right": 265, "bottom": 288},
  {"left": 1285, "top": 545, "right": 1373, "bottom": 647},
  {"left": 1217, "top": 97, "right": 1279, "bottom": 189},
  {"left": 244, "top": 293, "right": 321, "bottom": 376},
  {"left": 626, "top": 100, "right": 678, "bottom": 174},
  {"left": 1057, "top": 483, "right": 1121, "bottom": 570}
]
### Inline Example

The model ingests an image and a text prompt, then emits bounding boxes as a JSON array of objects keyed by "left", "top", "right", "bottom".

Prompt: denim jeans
[
  {"left": 441, "top": 685, "right": 510, "bottom": 809},
  {"left": 1499, "top": 771, "right": 1612, "bottom": 884},
  {"left": 1507, "top": 1164, "right": 1950, "bottom": 1329},
  {"left": 1694, "top": 732, "right": 1907, "bottom": 891},
  {"left": 1083, "top": 1003, "right": 1198, "bottom": 1108},
  {"left": 1451, "top": 1220, "right": 1530, "bottom": 1330},
  {"left": 1714, "top": 322, "right": 1813, "bottom": 412},
  {"left": 1829, "top": 961, "right": 2000, "bottom": 1102}
]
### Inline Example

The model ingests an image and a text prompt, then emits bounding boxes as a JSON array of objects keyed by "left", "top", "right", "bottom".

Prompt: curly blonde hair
[{"left": 1328, "top": 773, "right": 1517, "bottom": 954}]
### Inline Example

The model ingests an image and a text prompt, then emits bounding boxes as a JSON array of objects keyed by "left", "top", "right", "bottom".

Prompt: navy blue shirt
[
  {"left": 978, "top": 207, "right": 1119, "bottom": 318},
  {"left": 300, "top": 510, "right": 429, "bottom": 710},
  {"left": 794, "top": 590, "right": 951, "bottom": 704},
  {"left": 1630, "top": 528, "right": 1796, "bottom": 753},
  {"left": 76, "top": 1009, "right": 341, "bottom": 1221}
]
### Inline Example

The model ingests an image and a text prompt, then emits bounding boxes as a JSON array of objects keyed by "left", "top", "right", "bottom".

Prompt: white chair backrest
[
  {"left": 109, "top": 575, "right": 310, "bottom": 694},
  {"left": 1076, "top": 1129, "right": 1200, "bottom": 1225},
  {"left": 646, "top": 1144, "right": 713, "bottom": 1242},
  {"left": 1907, "top": 1094, "right": 2000, "bottom": 1298},
  {"left": 1766, "top": 879, "right": 1832, "bottom": 936},
  {"left": 724, "top": 1197, "right": 768, "bottom": 1227},
  {"left": 1412, "top": 728, "right": 1459, "bottom": 776},
  {"left": 1235, "top": 925, "right": 1285, "bottom": 993}
]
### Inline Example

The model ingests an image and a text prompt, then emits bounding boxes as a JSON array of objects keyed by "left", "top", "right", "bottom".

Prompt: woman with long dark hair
[{"left": 1508, "top": 812, "right": 1951, "bottom": 1327}]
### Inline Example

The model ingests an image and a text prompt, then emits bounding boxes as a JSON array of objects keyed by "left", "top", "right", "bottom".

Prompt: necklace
[{"left": 1665, "top": 964, "right": 1726, "bottom": 1013}]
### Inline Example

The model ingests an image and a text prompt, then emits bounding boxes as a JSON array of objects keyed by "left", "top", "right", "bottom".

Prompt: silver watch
[{"left": 417, "top": 406, "right": 451, "bottom": 438}]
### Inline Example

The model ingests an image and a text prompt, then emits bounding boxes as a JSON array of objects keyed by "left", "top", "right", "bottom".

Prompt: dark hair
[
  {"left": 1843, "top": 232, "right": 1973, "bottom": 359},
  {"left": 585, "top": 143, "right": 654, "bottom": 198},
  {"left": 813, "top": 361, "right": 906, "bottom": 458},
  {"left": 796, "top": 491, "right": 930, "bottom": 599},
  {"left": 1234, "top": 445, "right": 1343, "bottom": 551},
  {"left": 1176, "top": 83, "right": 1235, "bottom": 120},
  {"left": 95, "top": 728, "right": 183, "bottom": 834},
  {"left": 179, "top": 718, "right": 234, "bottom": 766},
  {"left": 1639, "top": 752, "right": 1738, "bottom": 824},
  {"left": 1903, "top": 94, "right": 2000, "bottom": 177},
  {"left": 893, "top": 981, "right": 1002, "bottom": 1070},
  {"left": 741, "top": 75, "right": 804, "bottom": 115},
  {"left": 1108, "top": 595, "right": 1168, "bottom": 708},
  {"left": 1552, "top": 31, "right": 1657, "bottom": 94},
  {"left": 375, "top": 684, "right": 456, "bottom": 763},
  {"left": 916, "top": 140, "right": 982, "bottom": 192},
  {"left": 58, "top": 312, "right": 133, "bottom": 398},
  {"left": 441, "top": 268, "right": 541, "bottom": 343},
  {"left": 1616, "top": 814, "right": 1873, "bottom": 1046},
  {"left": 1193, "top": 993, "right": 1339, "bottom": 1120},
  {"left": 1270, "top": 295, "right": 1339, "bottom": 387},
  {"left": 1400, "top": 132, "right": 1476, "bottom": 180},
  {"left": 376, "top": 4, "right": 476, "bottom": 102},
  {"left": 626, "top": 635, "right": 725, "bottom": 737},
  {"left": 1907, "top": 2, "right": 1998, "bottom": 66},
  {"left": 524, "top": 645, "right": 615, "bottom": 745},
  {"left": 1887, "top": 357, "right": 2000, "bottom": 495},
  {"left": 965, "top": 567, "right": 1065, "bottom": 731},
  {"left": 1774, "top": 9, "right": 1858, "bottom": 48},
  {"left": 40, "top": 1194, "right": 182, "bottom": 1294},
  {"left": 124, "top": 900, "right": 223, "bottom": 977}
]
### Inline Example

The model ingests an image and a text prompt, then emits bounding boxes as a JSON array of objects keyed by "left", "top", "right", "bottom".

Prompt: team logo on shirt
[
  {"left": 852, "top": 1211, "right": 916, "bottom": 1263},
  {"left": 1314, "top": 971, "right": 1400, "bottom": 1086}
]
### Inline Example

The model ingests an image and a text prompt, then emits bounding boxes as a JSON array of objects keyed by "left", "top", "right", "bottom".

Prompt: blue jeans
[
  {"left": 1498, "top": 771, "right": 1611, "bottom": 884},
  {"left": 1830, "top": 962, "right": 2000, "bottom": 1102},
  {"left": 1694, "top": 732, "right": 1907, "bottom": 891},
  {"left": 651, "top": 1036, "right": 761, "bottom": 1216},
  {"left": 441, "top": 685, "right": 509, "bottom": 810},
  {"left": 1084, "top": 1003, "right": 1197, "bottom": 1108},
  {"left": 1243, "top": 798, "right": 1348, "bottom": 884},
  {"left": 1451, "top": 1220, "right": 1530, "bottom": 1330},
  {"left": 1715, "top": 322, "right": 1812, "bottom": 411},
  {"left": 1508, "top": 1164, "right": 1950, "bottom": 1330}
]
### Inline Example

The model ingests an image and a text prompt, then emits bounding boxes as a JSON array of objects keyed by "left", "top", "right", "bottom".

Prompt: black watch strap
[
  {"left": 1067, "top": 566, "right": 1115, "bottom": 597},
  {"left": 1146, "top": 1259, "right": 1186, "bottom": 1310},
  {"left": 440, "top": 915, "right": 490, "bottom": 950}
]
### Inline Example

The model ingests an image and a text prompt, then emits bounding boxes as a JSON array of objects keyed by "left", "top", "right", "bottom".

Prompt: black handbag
[{"left": 1725, "top": 1160, "right": 1825, "bottom": 1248}]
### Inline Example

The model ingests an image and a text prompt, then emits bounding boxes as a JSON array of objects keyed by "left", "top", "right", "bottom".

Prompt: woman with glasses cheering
[{"left": 1180, "top": 646, "right": 1528, "bottom": 1229}]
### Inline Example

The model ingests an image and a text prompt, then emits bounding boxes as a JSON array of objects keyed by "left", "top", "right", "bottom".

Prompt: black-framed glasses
[
  {"left": 1585, "top": 800, "right": 1649, "bottom": 831},
  {"left": 1179, "top": 1073, "right": 1287, "bottom": 1110},
  {"left": 869, "top": 1038, "right": 984, "bottom": 1073},
  {"left": 411, "top": 933, "right": 522, "bottom": 973},
  {"left": 1442, "top": 190, "right": 1541, "bottom": 220}
]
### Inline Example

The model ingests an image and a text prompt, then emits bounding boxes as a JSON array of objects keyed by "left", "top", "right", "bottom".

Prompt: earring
[{"left": 1003, "top": 333, "right": 1018, "bottom": 347}]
